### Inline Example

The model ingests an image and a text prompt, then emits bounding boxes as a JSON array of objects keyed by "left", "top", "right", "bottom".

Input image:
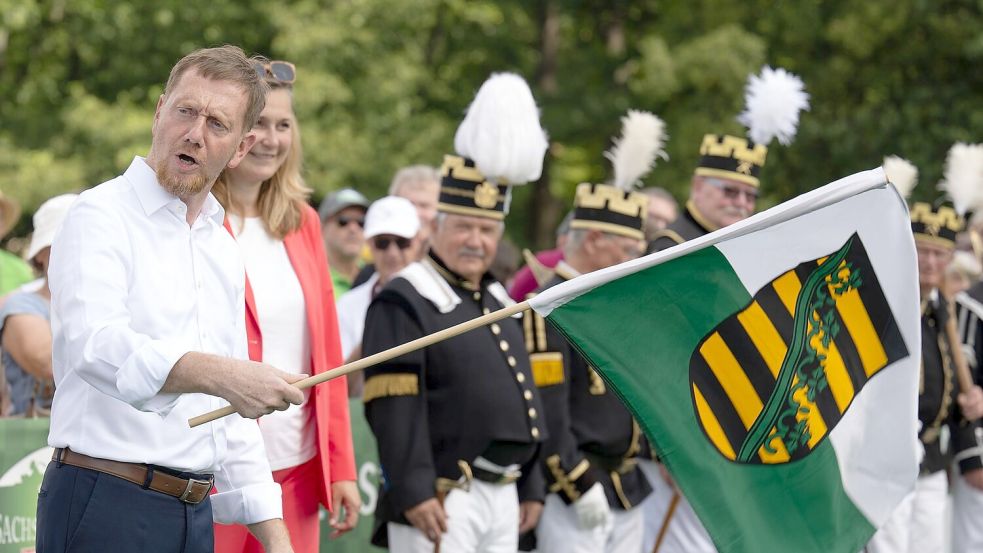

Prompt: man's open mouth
[{"left": 177, "top": 153, "right": 199, "bottom": 166}]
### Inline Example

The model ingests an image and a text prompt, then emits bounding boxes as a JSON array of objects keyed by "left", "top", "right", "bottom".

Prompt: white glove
[{"left": 574, "top": 482, "right": 611, "bottom": 530}]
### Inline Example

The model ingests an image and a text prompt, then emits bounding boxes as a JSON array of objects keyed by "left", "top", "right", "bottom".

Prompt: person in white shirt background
[
  {"left": 0, "top": 194, "right": 77, "bottom": 417},
  {"left": 209, "top": 58, "right": 360, "bottom": 553},
  {"left": 337, "top": 195, "right": 422, "bottom": 368},
  {"left": 38, "top": 45, "right": 304, "bottom": 553}
]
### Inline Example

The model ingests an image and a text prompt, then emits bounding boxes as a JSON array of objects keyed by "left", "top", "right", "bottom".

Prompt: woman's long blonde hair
[{"left": 213, "top": 81, "right": 312, "bottom": 239}]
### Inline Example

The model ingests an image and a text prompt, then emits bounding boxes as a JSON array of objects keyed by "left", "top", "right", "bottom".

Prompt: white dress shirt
[
  {"left": 47, "top": 157, "right": 282, "bottom": 525},
  {"left": 335, "top": 272, "right": 379, "bottom": 360}
]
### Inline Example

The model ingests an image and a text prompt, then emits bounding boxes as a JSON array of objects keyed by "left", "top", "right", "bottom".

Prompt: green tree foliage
[{"left": 1, "top": 0, "right": 980, "bottom": 247}]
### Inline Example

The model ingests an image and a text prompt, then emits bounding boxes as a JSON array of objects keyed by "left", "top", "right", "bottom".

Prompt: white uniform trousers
[
  {"left": 387, "top": 480, "right": 519, "bottom": 553},
  {"left": 638, "top": 460, "right": 716, "bottom": 553},
  {"left": 865, "top": 470, "right": 948, "bottom": 553},
  {"left": 951, "top": 468, "right": 983, "bottom": 553},
  {"left": 536, "top": 493, "right": 643, "bottom": 553}
]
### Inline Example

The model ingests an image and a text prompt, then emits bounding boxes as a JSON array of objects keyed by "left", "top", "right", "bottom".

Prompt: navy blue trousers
[{"left": 36, "top": 461, "right": 214, "bottom": 553}]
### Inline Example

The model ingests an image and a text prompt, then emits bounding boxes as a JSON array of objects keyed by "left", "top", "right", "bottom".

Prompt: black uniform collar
[
  {"left": 684, "top": 200, "right": 720, "bottom": 233},
  {"left": 426, "top": 251, "right": 497, "bottom": 292}
]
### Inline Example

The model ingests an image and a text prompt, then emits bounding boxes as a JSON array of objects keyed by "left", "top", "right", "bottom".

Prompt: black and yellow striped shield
[{"left": 690, "top": 233, "right": 908, "bottom": 465}]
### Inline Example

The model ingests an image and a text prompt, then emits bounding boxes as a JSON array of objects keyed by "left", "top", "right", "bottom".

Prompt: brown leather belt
[{"left": 53, "top": 448, "right": 213, "bottom": 505}]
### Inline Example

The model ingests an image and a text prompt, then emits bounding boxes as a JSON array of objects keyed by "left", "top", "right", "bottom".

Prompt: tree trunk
[{"left": 530, "top": 0, "right": 562, "bottom": 250}]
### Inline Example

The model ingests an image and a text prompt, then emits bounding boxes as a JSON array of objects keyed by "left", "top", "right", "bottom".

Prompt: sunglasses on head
[
  {"left": 372, "top": 236, "right": 412, "bottom": 251},
  {"left": 253, "top": 60, "right": 296, "bottom": 84},
  {"left": 705, "top": 178, "right": 759, "bottom": 202},
  {"left": 335, "top": 216, "right": 364, "bottom": 228}
]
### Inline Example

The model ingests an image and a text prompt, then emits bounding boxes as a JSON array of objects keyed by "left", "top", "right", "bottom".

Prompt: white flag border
[{"left": 529, "top": 167, "right": 901, "bottom": 316}]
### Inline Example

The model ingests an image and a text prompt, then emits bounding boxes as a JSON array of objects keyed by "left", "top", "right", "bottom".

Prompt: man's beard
[{"left": 157, "top": 162, "right": 210, "bottom": 198}]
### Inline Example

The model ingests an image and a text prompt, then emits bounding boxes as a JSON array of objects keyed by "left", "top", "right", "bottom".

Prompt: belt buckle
[
  {"left": 498, "top": 473, "right": 520, "bottom": 485},
  {"left": 179, "top": 478, "right": 212, "bottom": 504}
]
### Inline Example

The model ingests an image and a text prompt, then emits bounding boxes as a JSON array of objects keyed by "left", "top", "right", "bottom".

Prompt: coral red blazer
[{"left": 225, "top": 204, "right": 356, "bottom": 509}]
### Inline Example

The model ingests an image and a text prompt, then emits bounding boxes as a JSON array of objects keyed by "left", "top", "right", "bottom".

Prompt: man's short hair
[
  {"left": 389, "top": 165, "right": 440, "bottom": 196},
  {"left": 163, "top": 45, "right": 269, "bottom": 133}
]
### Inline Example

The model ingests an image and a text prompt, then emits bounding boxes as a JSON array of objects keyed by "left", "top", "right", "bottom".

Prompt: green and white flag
[{"left": 528, "top": 168, "right": 919, "bottom": 553}]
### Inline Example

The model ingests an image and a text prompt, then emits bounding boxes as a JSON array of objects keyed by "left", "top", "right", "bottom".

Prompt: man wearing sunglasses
[
  {"left": 336, "top": 195, "right": 420, "bottom": 369},
  {"left": 648, "top": 135, "right": 763, "bottom": 255},
  {"left": 642, "top": 133, "right": 766, "bottom": 553},
  {"left": 318, "top": 187, "right": 370, "bottom": 298}
]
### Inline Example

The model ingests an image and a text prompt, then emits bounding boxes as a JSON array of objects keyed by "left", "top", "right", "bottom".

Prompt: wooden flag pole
[{"left": 189, "top": 300, "right": 531, "bottom": 428}]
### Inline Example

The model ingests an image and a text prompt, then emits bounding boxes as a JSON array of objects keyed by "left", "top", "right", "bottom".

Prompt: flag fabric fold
[{"left": 528, "top": 168, "right": 920, "bottom": 553}]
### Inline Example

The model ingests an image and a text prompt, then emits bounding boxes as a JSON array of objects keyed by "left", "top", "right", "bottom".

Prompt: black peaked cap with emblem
[
  {"left": 437, "top": 155, "right": 510, "bottom": 220},
  {"left": 910, "top": 201, "right": 963, "bottom": 248}
]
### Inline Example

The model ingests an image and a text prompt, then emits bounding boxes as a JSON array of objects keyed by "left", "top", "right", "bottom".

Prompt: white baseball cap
[
  {"left": 364, "top": 196, "right": 420, "bottom": 240},
  {"left": 27, "top": 194, "right": 79, "bottom": 261}
]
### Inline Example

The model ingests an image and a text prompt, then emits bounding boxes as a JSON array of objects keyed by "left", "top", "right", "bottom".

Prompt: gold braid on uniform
[
  {"left": 363, "top": 374, "right": 419, "bottom": 403},
  {"left": 922, "top": 314, "right": 955, "bottom": 444},
  {"left": 546, "top": 455, "right": 590, "bottom": 501}
]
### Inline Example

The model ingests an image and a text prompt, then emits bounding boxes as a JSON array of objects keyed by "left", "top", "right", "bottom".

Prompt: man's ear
[
  {"left": 151, "top": 94, "right": 165, "bottom": 134},
  {"left": 582, "top": 229, "right": 602, "bottom": 255},
  {"left": 227, "top": 131, "right": 257, "bottom": 169}
]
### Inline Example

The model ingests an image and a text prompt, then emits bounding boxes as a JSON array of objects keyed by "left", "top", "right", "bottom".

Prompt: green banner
[
  {"left": 0, "top": 399, "right": 383, "bottom": 552},
  {"left": 0, "top": 418, "right": 48, "bottom": 552}
]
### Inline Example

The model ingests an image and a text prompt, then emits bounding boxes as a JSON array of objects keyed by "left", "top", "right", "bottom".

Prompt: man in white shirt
[
  {"left": 337, "top": 195, "right": 421, "bottom": 363},
  {"left": 37, "top": 46, "right": 304, "bottom": 553}
]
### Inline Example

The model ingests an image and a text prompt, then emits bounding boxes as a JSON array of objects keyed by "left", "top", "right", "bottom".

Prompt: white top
[
  {"left": 230, "top": 216, "right": 316, "bottom": 471},
  {"left": 335, "top": 272, "right": 378, "bottom": 360},
  {"left": 47, "top": 157, "right": 281, "bottom": 525}
]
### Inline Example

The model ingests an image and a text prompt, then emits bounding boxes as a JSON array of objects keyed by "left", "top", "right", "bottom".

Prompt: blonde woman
[{"left": 212, "top": 61, "right": 359, "bottom": 553}]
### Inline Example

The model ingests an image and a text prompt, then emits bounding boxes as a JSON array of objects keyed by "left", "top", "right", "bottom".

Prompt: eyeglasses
[
  {"left": 372, "top": 236, "right": 412, "bottom": 251},
  {"left": 704, "top": 178, "right": 759, "bottom": 202},
  {"left": 335, "top": 216, "right": 364, "bottom": 228},
  {"left": 253, "top": 60, "right": 296, "bottom": 84}
]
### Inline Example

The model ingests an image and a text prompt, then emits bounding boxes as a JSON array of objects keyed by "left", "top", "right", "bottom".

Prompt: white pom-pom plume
[
  {"left": 453, "top": 73, "right": 549, "bottom": 184},
  {"left": 941, "top": 142, "right": 983, "bottom": 215},
  {"left": 737, "top": 66, "right": 810, "bottom": 146},
  {"left": 604, "top": 110, "right": 668, "bottom": 191},
  {"left": 882, "top": 155, "right": 918, "bottom": 199}
]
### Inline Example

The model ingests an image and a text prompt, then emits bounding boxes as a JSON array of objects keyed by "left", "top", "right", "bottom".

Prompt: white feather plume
[
  {"left": 453, "top": 73, "right": 549, "bottom": 184},
  {"left": 737, "top": 66, "right": 810, "bottom": 146},
  {"left": 603, "top": 110, "right": 668, "bottom": 191},
  {"left": 940, "top": 142, "right": 983, "bottom": 215},
  {"left": 882, "top": 155, "right": 918, "bottom": 199}
]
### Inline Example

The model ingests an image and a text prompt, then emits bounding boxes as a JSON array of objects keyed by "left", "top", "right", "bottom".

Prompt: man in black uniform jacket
[
  {"left": 528, "top": 174, "right": 652, "bottom": 552},
  {"left": 953, "top": 262, "right": 983, "bottom": 550},
  {"left": 362, "top": 72, "right": 550, "bottom": 553},
  {"left": 866, "top": 201, "right": 983, "bottom": 553},
  {"left": 648, "top": 134, "right": 762, "bottom": 254},
  {"left": 641, "top": 132, "right": 765, "bottom": 552}
]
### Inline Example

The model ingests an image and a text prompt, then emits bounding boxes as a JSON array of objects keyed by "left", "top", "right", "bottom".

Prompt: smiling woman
[{"left": 209, "top": 63, "right": 360, "bottom": 553}]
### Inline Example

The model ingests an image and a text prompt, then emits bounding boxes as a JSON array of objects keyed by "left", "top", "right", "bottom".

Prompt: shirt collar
[{"left": 125, "top": 156, "right": 225, "bottom": 225}]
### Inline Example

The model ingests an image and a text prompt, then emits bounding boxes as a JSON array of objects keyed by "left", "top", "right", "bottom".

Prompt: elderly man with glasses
[
  {"left": 647, "top": 135, "right": 762, "bottom": 254},
  {"left": 642, "top": 133, "right": 767, "bottom": 553}
]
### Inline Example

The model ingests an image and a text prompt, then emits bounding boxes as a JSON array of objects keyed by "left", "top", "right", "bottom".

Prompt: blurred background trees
[{"left": 2, "top": 0, "right": 981, "bottom": 249}]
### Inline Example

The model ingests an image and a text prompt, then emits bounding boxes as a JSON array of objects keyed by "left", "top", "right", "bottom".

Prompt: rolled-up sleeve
[
  {"left": 49, "top": 198, "right": 185, "bottom": 414},
  {"left": 211, "top": 414, "right": 283, "bottom": 524}
]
